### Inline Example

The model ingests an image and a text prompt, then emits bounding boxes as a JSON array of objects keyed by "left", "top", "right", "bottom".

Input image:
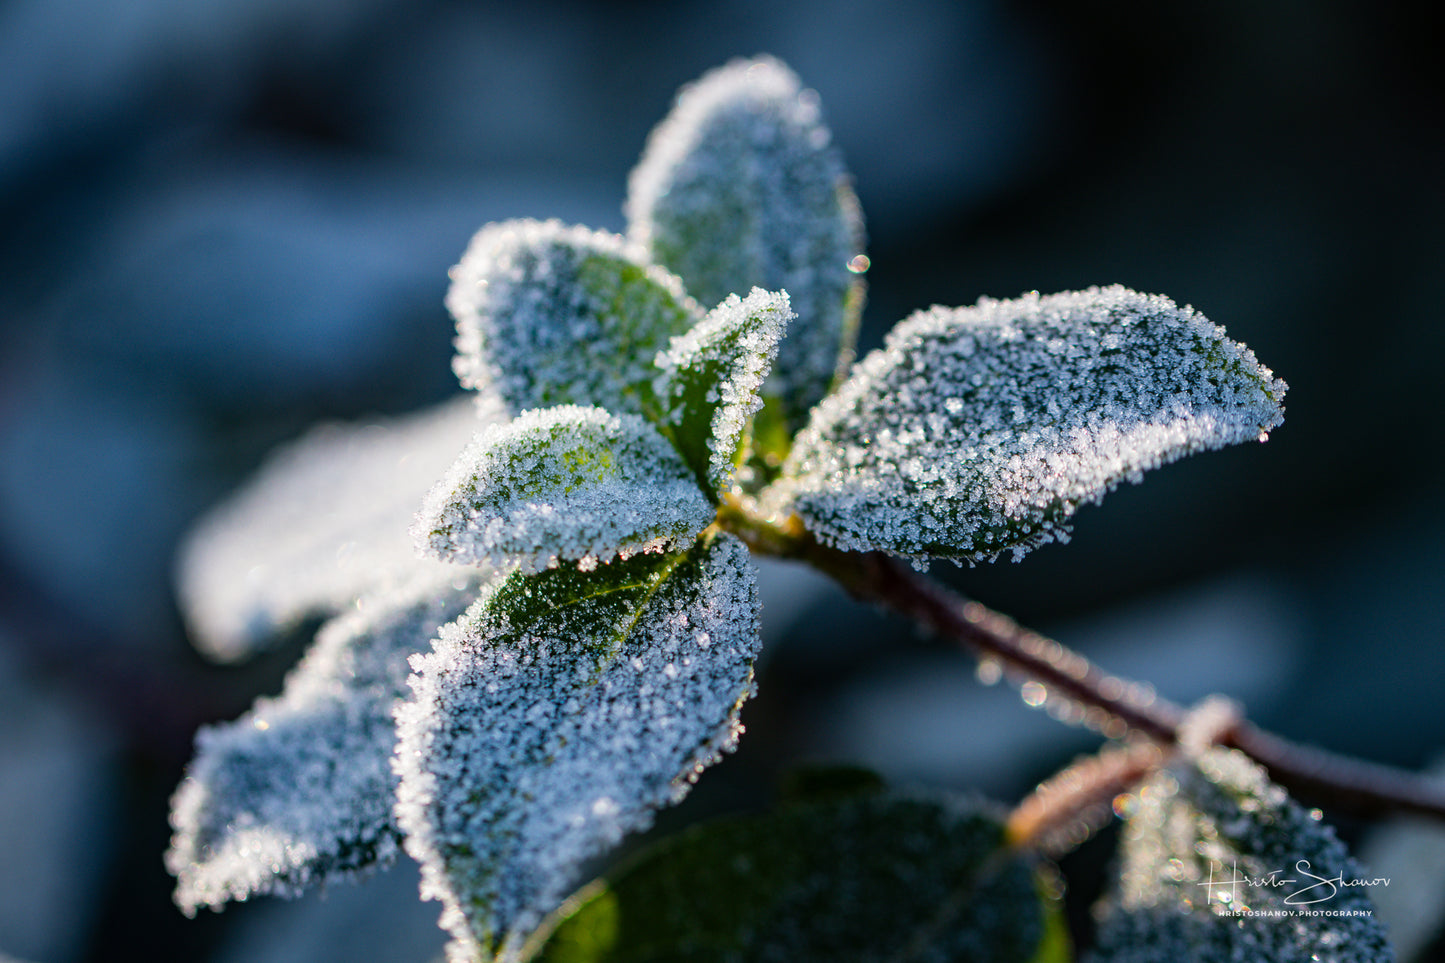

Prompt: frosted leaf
[
  {"left": 393, "top": 534, "right": 761, "bottom": 963},
  {"left": 178, "top": 394, "right": 498, "bottom": 662},
  {"left": 167, "top": 568, "right": 487, "bottom": 914},
  {"left": 653, "top": 288, "right": 793, "bottom": 497},
  {"left": 414, "top": 406, "right": 714, "bottom": 573},
  {"left": 525, "top": 786, "right": 1068, "bottom": 963},
  {"left": 627, "top": 56, "right": 866, "bottom": 439},
  {"left": 447, "top": 219, "right": 702, "bottom": 419},
  {"left": 777, "top": 286, "right": 1288, "bottom": 563},
  {"left": 1090, "top": 746, "right": 1394, "bottom": 963}
]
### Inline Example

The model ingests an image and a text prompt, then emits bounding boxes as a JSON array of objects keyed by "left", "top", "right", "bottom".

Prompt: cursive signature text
[{"left": 1196, "top": 859, "right": 1390, "bottom": 906}]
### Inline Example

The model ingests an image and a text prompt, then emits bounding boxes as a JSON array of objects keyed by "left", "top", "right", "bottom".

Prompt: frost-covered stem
[
  {"left": 1005, "top": 739, "right": 1166, "bottom": 854},
  {"left": 1220, "top": 722, "right": 1445, "bottom": 820},
  {"left": 854, "top": 550, "right": 1445, "bottom": 821},
  {"left": 719, "top": 501, "right": 1445, "bottom": 821},
  {"left": 802, "top": 544, "right": 1185, "bottom": 741},
  {"left": 722, "top": 501, "right": 1183, "bottom": 740}
]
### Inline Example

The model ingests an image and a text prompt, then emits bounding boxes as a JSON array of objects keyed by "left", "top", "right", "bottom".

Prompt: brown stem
[
  {"left": 1006, "top": 739, "right": 1166, "bottom": 854},
  {"left": 719, "top": 501, "right": 1445, "bottom": 822},
  {"left": 829, "top": 549, "right": 1185, "bottom": 742},
  {"left": 1221, "top": 722, "right": 1445, "bottom": 819}
]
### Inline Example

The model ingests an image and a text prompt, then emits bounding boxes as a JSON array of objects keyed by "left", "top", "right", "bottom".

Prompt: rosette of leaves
[{"left": 168, "top": 55, "right": 1294, "bottom": 963}]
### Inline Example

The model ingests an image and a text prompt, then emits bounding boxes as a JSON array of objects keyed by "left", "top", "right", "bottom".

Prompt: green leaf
[
  {"left": 627, "top": 56, "right": 866, "bottom": 441},
  {"left": 1091, "top": 746, "right": 1395, "bottom": 962},
  {"left": 166, "top": 568, "right": 486, "bottom": 913},
  {"left": 654, "top": 288, "right": 793, "bottom": 498},
  {"left": 178, "top": 394, "right": 493, "bottom": 662},
  {"left": 523, "top": 788, "right": 1070, "bottom": 963},
  {"left": 775, "top": 286, "right": 1287, "bottom": 564},
  {"left": 447, "top": 219, "right": 702, "bottom": 419},
  {"left": 415, "top": 406, "right": 714, "bottom": 573},
  {"left": 393, "top": 534, "right": 762, "bottom": 963}
]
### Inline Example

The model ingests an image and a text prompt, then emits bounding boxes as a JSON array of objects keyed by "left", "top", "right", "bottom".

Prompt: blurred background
[{"left": 1, "top": 0, "right": 1442, "bottom": 960}]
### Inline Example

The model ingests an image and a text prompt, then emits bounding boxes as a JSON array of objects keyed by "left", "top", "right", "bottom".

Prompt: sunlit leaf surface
[
  {"left": 416, "top": 405, "right": 712, "bottom": 573},
  {"left": 628, "top": 56, "right": 865, "bottom": 438},
  {"left": 778, "top": 286, "right": 1286, "bottom": 564},
  {"left": 168, "top": 569, "right": 486, "bottom": 912},
  {"left": 394, "top": 534, "right": 761, "bottom": 962}
]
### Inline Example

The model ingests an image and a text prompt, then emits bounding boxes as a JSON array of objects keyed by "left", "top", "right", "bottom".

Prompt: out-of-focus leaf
[
  {"left": 447, "top": 219, "right": 701, "bottom": 420},
  {"left": 653, "top": 288, "right": 792, "bottom": 497},
  {"left": 1090, "top": 746, "right": 1395, "bottom": 962},
  {"left": 167, "top": 569, "right": 486, "bottom": 913},
  {"left": 776, "top": 286, "right": 1287, "bottom": 564},
  {"left": 415, "top": 406, "right": 712, "bottom": 574},
  {"left": 627, "top": 56, "right": 865, "bottom": 442},
  {"left": 177, "top": 394, "right": 493, "bottom": 662},
  {"left": 393, "top": 534, "right": 761, "bottom": 963},
  {"left": 524, "top": 787, "right": 1069, "bottom": 963}
]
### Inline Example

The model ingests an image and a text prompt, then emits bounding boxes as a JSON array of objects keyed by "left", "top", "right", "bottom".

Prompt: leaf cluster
[{"left": 165, "top": 55, "right": 1389, "bottom": 963}]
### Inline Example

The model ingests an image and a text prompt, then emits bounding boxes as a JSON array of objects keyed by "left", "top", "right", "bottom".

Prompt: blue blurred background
[{"left": 1, "top": 1, "right": 1442, "bottom": 960}]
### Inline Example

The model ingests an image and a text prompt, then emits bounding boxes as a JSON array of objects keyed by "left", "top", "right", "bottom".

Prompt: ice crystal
[
  {"left": 414, "top": 405, "right": 714, "bottom": 574},
  {"left": 447, "top": 219, "right": 701, "bottom": 419},
  {"left": 178, "top": 394, "right": 496, "bottom": 662},
  {"left": 393, "top": 534, "right": 760, "bottom": 963},
  {"left": 627, "top": 55, "right": 865, "bottom": 435},
  {"left": 168, "top": 568, "right": 486, "bottom": 913},
  {"left": 654, "top": 287, "right": 793, "bottom": 497},
  {"left": 777, "top": 286, "right": 1287, "bottom": 563},
  {"left": 1090, "top": 746, "right": 1394, "bottom": 962}
]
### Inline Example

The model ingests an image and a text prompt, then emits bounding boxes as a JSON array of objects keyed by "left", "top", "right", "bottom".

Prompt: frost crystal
[
  {"left": 447, "top": 219, "right": 702, "bottom": 419},
  {"left": 178, "top": 395, "right": 495, "bottom": 661},
  {"left": 167, "top": 569, "right": 486, "bottom": 914},
  {"left": 777, "top": 286, "right": 1287, "bottom": 563},
  {"left": 654, "top": 287, "right": 793, "bottom": 496},
  {"left": 393, "top": 534, "right": 761, "bottom": 963},
  {"left": 414, "top": 405, "right": 714, "bottom": 573},
  {"left": 1091, "top": 746, "right": 1394, "bottom": 962},
  {"left": 627, "top": 56, "right": 865, "bottom": 434}
]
